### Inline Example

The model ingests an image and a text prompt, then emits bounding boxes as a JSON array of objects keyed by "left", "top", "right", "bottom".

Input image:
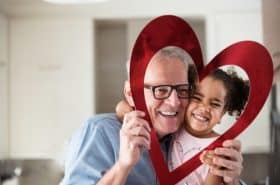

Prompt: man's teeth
[{"left": 160, "top": 111, "right": 177, "bottom": 116}]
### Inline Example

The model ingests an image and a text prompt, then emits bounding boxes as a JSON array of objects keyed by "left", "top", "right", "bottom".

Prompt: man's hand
[
  {"left": 97, "top": 111, "right": 151, "bottom": 185},
  {"left": 118, "top": 110, "right": 151, "bottom": 170},
  {"left": 201, "top": 140, "right": 243, "bottom": 185}
]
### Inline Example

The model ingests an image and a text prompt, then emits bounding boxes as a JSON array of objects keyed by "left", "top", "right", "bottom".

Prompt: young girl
[
  {"left": 116, "top": 68, "right": 249, "bottom": 185},
  {"left": 168, "top": 68, "right": 249, "bottom": 185}
]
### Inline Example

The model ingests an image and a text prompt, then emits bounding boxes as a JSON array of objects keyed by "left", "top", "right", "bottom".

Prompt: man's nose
[{"left": 166, "top": 89, "right": 181, "bottom": 106}]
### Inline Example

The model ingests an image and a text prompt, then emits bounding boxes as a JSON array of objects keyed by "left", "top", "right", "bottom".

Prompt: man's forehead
[
  {"left": 149, "top": 55, "right": 187, "bottom": 67},
  {"left": 144, "top": 59, "right": 188, "bottom": 84},
  {"left": 145, "top": 57, "right": 188, "bottom": 73}
]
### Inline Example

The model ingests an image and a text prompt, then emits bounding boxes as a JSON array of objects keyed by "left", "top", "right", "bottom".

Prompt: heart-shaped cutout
[{"left": 129, "top": 15, "right": 273, "bottom": 185}]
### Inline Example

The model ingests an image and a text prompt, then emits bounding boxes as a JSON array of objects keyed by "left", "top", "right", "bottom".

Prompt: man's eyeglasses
[{"left": 144, "top": 84, "right": 192, "bottom": 100}]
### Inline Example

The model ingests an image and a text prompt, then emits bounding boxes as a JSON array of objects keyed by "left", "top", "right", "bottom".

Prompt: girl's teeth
[{"left": 193, "top": 114, "right": 207, "bottom": 121}]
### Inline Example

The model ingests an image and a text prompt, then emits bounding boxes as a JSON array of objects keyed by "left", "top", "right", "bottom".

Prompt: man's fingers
[
  {"left": 122, "top": 111, "right": 151, "bottom": 133},
  {"left": 222, "top": 139, "right": 241, "bottom": 152},
  {"left": 129, "top": 136, "right": 151, "bottom": 150},
  {"left": 130, "top": 126, "right": 151, "bottom": 141},
  {"left": 210, "top": 166, "right": 240, "bottom": 184},
  {"left": 210, "top": 166, "right": 235, "bottom": 181},
  {"left": 212, "top": 156, "right": 240, "bottom": 170},
  {"left": 203, "top": 140, "right": 244, "bottom": 184},
  {"left": 123, "top": 111, "right": 145, "bottom": 128},
  {"left": 214, "top": 147, "right": 243, "bottom": 163},
  {"left": 121, "top": 111, "right": 152, "bottom": 151}
]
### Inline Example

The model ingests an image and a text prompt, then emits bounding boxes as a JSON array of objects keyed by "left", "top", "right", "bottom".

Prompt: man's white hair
[{"left": 126, "top": 46, "right": 193, "bottom": 79}]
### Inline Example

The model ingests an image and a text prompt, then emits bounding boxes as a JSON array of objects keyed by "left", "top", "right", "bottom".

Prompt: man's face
[{"left": 144, "top": 57, "right": 189, "bottom": 138}]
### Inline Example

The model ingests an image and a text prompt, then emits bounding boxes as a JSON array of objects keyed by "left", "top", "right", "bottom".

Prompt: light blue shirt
[
  {"left": 62, "top": 113, "right": 247, "bottom": 185},
  {"left": 62, "top": 113, "right": 160, "bottom": 185}
]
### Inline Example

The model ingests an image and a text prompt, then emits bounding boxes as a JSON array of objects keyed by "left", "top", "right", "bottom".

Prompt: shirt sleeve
[{"left": 62, "top": 115, "right": 120, "bottom": 185}]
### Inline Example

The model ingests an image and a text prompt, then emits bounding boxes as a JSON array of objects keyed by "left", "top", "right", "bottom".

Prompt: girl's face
[{"left": 185, "top": 76, "right": 227, "bottom": 138}]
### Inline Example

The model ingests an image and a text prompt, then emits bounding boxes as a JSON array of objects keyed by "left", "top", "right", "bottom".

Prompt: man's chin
[
  {"left": 161, "top": 123, "right": 180, "bottom": 135},
  {"left": 152, "top": 116, "right": 181, "bottom": 136}
]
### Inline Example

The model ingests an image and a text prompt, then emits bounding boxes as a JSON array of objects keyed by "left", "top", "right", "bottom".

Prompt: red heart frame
[{"left": 130, "top": 15, "right": 273, "bottom": 185}]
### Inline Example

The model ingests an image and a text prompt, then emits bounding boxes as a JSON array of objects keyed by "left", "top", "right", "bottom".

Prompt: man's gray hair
[
  {"left": 126, "top": 46, "right": 194, "bottom": 79},
  {"left": 153, "top": 46, "right": 193, "bottom": 66}
]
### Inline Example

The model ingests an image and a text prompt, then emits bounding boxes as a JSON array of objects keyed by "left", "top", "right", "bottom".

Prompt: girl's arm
[{"left": 116, "top": 100, "right": 133, "bottom": 122}]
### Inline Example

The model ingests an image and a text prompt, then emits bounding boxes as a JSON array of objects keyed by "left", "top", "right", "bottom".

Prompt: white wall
[
  {"left": 9, "top": 18, "right": 94, "bottom": 158},
  {"left": 206, "top": 12, "right": 263, "bottom": 61},
  {"left": 0, "top": 13, "right": 9, "bottom": 158}
]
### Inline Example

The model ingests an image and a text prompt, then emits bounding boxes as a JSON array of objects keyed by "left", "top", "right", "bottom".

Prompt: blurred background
[{"left": 0, "top": 0, "right": 279, "bottom": 184}]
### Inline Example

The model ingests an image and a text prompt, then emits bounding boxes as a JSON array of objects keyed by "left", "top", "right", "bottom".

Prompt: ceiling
[
  {"left": 0, "top": 0, "right": 46, "bottom": 6},
  {"left": 0, "top": 0, "right": 109, "bottom": 5},
  {"left": 0, "top": 0, "right": 112, "bottom": 14},
  {"left": 0, "top": 0, "right": 55, "bottom": 14}
]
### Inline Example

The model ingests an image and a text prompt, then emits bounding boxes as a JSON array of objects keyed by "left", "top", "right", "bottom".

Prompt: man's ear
[{"left": 124, "top": 80, "right": 135, "bottom": 107}]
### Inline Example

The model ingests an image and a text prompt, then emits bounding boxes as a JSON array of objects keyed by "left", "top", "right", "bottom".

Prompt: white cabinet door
[
  {"left": 0, "top": 13, "right": 9, "bottom": 158},
  {"left": 9, "top": 18, "right": 94, "bottom": 158}
]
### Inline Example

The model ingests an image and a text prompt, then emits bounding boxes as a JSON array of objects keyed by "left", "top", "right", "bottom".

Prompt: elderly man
[{"left": 62, "top": 46, "right": 244, "bottom": 185}]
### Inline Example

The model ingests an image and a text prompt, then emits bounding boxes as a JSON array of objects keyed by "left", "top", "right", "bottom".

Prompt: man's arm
[
  {"left": 63, "top": 112, "right": 151, "bottom": 185},
  {"left": 63, "top": 115, "right": 128, "bottom": 184},
  {"left": 96, "top": 161, "right": 131, "bottom": 185}
]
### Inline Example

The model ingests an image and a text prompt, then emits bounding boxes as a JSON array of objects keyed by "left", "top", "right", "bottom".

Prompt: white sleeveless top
[{"left": 168, "top": 129, "right": 218, "bottom": 185}]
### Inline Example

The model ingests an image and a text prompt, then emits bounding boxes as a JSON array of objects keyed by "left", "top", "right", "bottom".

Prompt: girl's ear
[{"left": 124, "top": 80, "right": 135, "bottom": 107}]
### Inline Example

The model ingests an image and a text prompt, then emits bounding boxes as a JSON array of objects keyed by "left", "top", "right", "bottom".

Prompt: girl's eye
[
  {"left": 192, "top": 95, "right": 201, "bottom": 101},
  {"left": 211, "top": 103, "right": 221, "bottom": 108}
]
